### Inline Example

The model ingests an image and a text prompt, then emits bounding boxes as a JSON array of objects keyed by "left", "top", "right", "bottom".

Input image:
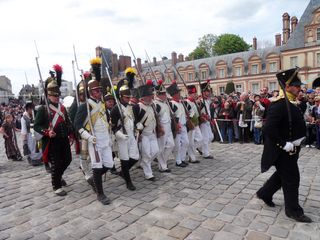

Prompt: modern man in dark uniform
[{"left": 256, "top": 68, "right": 312, "bottom": 223}]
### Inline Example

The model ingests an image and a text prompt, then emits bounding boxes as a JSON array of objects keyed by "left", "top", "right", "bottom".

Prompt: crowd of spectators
[{"left": 210, "top": 86, "right": 320, "bottom": 149}]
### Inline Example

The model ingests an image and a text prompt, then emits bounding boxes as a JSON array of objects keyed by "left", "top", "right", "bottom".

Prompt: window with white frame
[
  {"left": 317, "top": 53, "right": 320, "bottom": 67},
  {"left": 235, "top": 67, "right": 242, "bottom": 76},
  {"left": 251, "top": 64, "right": 258, "bottom": 74},
  {"left": 201, "top": 71, "right": 207, "bottom": 80},
  {"left": 269, "top": 62, "right": 277, "bottom": 72},
  {"left": 251, "top": 83, "right": 260, "bottom": 94},
  {"left": 188, "top": 72, "right": 193, "bottom": 81},
  {"left": 269, "top": 82, "right": 277, "bottom": 92},
  {"left": 219, "top": 68, "right": 225, "bottom": 78},
  {"left": 317, "top": 28, "right": 320, "bottom": 41},
  {"left": 219, "top": 86, "right": 225, "bottom": 94},
  {"left": 235, "top": 84, "right": 242, "bottom": 93},
  {"left": 290, "top": 56, "right": 298, "bottom": 68}
]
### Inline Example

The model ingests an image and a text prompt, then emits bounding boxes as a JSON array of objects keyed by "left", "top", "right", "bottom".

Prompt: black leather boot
[
  {"left": 93, "top": 169, "right": 111, "bottom": 205},
  {"left": 120, "top": 160, "right": 136, "bottom": 191}
]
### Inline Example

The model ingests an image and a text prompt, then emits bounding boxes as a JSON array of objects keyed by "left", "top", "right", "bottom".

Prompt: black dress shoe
[
  {"left": 256, "top": 192, "right": 275, "bottom": 207},
  {"left": 159, "top": 169, "right": 171, "bottom": 173},
  {"left": 203, "top": 155, "right": 214, "bottom": 160},
  {"left": 146, "top": 176, "right": 156, "bottom": 181},
  {"left": 189, "top": 160, "right": 200, "bottom": 164},
  {"left": 182, "top": 161, "right": 189, "bottom": 166},
  {"left": 176, "top": 162, "right": 187, "bottom": 167},
  {"left": 126, "top": 182, "right": 136, "bottom": 191},
  {"left": 97, "top": 194, "right": 111, "bottom": 205},
  {"left": 54, "top": 188, "right": 67, "bottom": 196},
  {"left": 286, "top": 214, "right": 312, "bottom": 223}
]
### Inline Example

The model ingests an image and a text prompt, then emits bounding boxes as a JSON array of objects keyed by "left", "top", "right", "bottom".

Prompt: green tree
[
  {"left": 188, "top": 34, "right": 217, "bottom": 60},
  {"left": 188, "top": 46, "right": 209, "bottom": 60},
  {"left": 198, "top": 34, "right": 217, "bottom": 56},
  {"left": 225, "top": 81, "right": 235, "bottom": 94},
  {"left": 213, "top": 34, "right": 251, "bottom": 56}
]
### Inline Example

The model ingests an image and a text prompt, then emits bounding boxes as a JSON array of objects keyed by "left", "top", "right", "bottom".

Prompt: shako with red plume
[{"left": 155, "top": 79, "right": 166, "bottom": 94}]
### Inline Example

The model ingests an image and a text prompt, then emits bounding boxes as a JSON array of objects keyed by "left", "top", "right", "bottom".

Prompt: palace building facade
[{"left": 97, "top": 0, "right": 320, "bottom": 95}]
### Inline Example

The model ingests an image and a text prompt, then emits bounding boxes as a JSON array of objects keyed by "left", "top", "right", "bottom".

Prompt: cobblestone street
[{"left": 0, "top": 137, "right": 319, "bottom": 240}]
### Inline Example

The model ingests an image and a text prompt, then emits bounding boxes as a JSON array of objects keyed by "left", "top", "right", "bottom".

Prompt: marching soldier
[
  {"left": 70, "top": 80, "right": 96, "bottom": 188},
  {"left": 74, "top": 58, "right": 114, "bottom": 205},
  {"left": 110, "top": 81, "right": 139, "bottom": 190},
  {"left": 134, "top": 81, "right": 159, "bottom": 181},
  {"left": 185, "top": 85, "right": 203, "bottom": 163},
  {"left": 154, "top": 80, "right": 175, "bottom": 172},
  {"left": 199, "top": 81, "right": 214, "bottom": 159},
  {"left": 257, "top": 68, "right": 312, "bottom": 222},
  {"left": 167, "top": 81, "right": 189, "bottom": 167},
  {"left": 104, "top": 89, "right": 119, "bottom": 175},
  {"left": 34, "top": 65, "right": 73, "bottom": 196}
]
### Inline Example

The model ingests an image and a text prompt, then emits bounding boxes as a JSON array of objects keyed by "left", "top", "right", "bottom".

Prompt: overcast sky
[{"left": 0, "top": 0, "right": 310, "bottom": 95}]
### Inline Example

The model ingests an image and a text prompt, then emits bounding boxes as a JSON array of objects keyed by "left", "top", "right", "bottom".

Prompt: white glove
[
  {"left": 79, "top": 129, "right": 96, "bottom": 144},
  {"left": 136, "top": 122, "right": 144, "bottom": 130},
  {"left": 115, "top": 131, "right": 129, "bottom": 140},
  {"left": 283, "top": 142, "right": 294, "bottom": 152},
  {"left": 292, "top": 137, "right": 305, "bottom": 146}
]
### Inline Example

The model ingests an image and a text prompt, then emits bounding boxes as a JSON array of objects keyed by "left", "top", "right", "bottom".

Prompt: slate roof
[
  {"left": 284, "top": 0, "right": 320, "bottom": 51},
  {"left": 142, "top": 46, "right": 282, "bottom": 78}
]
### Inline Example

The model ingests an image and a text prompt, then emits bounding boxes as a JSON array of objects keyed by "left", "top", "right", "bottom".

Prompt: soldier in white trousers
[
  {"left": 167, "top": 82, "right": 189, "bottom": 168},
  {"left": 154, "top": 80, "right": 175, "bottom": 172},
  {"left": 74, "top": 59, "right": 114, "bottom": 205},
  {"left": 199, "top": 81, "right": 214, "bottom": 159},
  {"left": 111, "top": 82, "right": 139, "bottom": 190},
  {"left": 185, "top": 85, "right": 203, "bottom": 163},
  {"left": 133, "top": 82, "right": 159, "bottom": 181}
]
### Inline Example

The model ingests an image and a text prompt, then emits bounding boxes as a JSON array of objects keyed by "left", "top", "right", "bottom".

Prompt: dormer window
[{"left": 251, "top": 64, "right": 258, "bottom": 74}]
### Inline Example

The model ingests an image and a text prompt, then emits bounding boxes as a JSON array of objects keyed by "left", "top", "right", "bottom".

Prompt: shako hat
[
  {"left": 166, "top": 80, "right": 181, "bottom": 96},
  {"left": 200, "top": 80, "right": 211, "bottom": 91},
  {"left": 154, "top": 79, "right": 166, "bottom": 94},
  {"left": 138, "top": 80, "right": 154, "bottom": 98},
  {"left": 187, "top": 84, "right": 197, "bottom": 94}
]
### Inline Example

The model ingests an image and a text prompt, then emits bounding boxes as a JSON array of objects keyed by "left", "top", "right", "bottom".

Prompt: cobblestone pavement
[{"left": 0, "top": 136, "right": 319, "bottom": 240}]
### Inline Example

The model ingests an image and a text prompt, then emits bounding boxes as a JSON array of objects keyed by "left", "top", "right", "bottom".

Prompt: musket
[
  {"left": 159, "top": 54, "right": 195, "bottom": 131},
  {"left": 128, "top": 42, "right": 145, "bottom": 85},
  {"left": 128, "top": 44, "right": 164, "bottom": 137},
  {"left": 195, "top": 71, "right": 222, "bottom": 142},
  {"left": 34, "top": 41, "right": 52, "bottom": 127},
  {"left": 145, "top": 50, "right": 179, "bottom": 136},
  {"left": 73, "top": 44, "right": 100, "bottom": 163},
  {"left": 100, "top": 51, "right": 127, "bottom": 135},
  {"left": 72, "top": 60, "right": 80, "bottom": 106}
]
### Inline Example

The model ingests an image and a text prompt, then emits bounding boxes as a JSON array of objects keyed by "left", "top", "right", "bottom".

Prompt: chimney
[
  {"left": 124, "top": 56, "right": 131, "bottom": 69},
  {"left": 119, "top": 55, "right": 126, "bottom": 72},
  {"left": 137, "top": 58, "right": 142, "bottom": 71},
  {"left": 171, "top": 51, "right": 177, "bottom": 66},
  {"left": 253, "top": 37, "right": 257, "bottom": 50},
  {"left": 153, "top": 57, "right": 157, "bottom": 66},
  {"left": 291, "top": 16, "right": 298, "bottom": 33},
  {"left": 95, "top": 46, "right": 102, "bottom": 57},
  {"left": 282, "top": 12, "right": 290, "bottom": 44},
  {"left": 178, "top": 53, "right": 184, "bottom": 62},
  {"left": 275, "top": 34, "right": 282, "bottom": 47},
  {"left": 112, "top": 53, "right": 119, "bottom": 78}
]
